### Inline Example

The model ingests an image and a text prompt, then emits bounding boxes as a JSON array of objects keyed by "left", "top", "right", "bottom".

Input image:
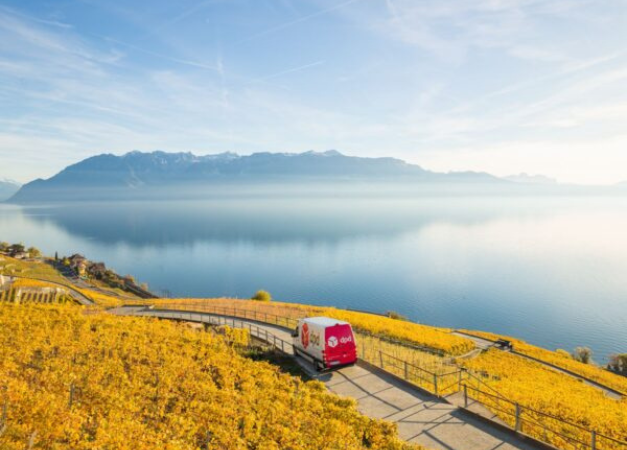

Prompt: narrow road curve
[
  {"left": 110, "top": 307, "right": 545, "bottom": 450},
  {"left": 452, "top": 331, "right": 624, "bottom": 400}
]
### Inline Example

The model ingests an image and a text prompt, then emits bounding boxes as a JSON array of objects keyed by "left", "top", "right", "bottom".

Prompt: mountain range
[
  {"left": 0, "top": 179, "right": 21, "bottom": 202},
  {"left": 8, "top": 150, "right": 506, "bottom": 203},
  {"left": 504, "top": 173, "right": 557, "bottom": 185}
]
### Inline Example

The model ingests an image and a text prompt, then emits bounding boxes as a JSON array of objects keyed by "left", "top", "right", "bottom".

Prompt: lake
[{"left": 1, "top": 196, "right": 626, "bottom": 362}]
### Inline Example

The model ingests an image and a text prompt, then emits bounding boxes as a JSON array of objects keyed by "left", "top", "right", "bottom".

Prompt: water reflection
[
  {"left": 1, "top": 197, "right": 625, "bottom": 361},
  {"left": 16, "top": 197, "right": 565, "bottom": 247}
]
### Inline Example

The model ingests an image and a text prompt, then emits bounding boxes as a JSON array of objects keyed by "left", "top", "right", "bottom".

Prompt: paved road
[
  {"left": 111, "top": 307, "right": 544, "bottom": 450},
  {"left": 453, "top": 331, "right": 624, "bottom": 400}
]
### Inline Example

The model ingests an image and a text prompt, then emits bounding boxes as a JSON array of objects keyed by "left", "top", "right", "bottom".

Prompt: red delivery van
[{"left": 292, "top": 317, "right": 357, "bottom": 371}]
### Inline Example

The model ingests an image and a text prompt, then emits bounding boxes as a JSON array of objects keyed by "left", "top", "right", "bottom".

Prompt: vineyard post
[
  {"left": 591, "top": 431, "right": 596, "bottom": 450},
  {"left": 27, "top": 430, "right": 37, "bottom": 450},
  {"left": 515, "top": 404, "right": 521, "bottom": 432}
]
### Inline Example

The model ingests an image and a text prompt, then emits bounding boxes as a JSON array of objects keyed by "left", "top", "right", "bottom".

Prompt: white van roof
[{"left": 302, "top": 316, "right": 350, "bottom": 327}]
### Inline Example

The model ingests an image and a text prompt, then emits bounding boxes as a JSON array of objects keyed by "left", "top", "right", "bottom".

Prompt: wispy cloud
[
  {"left": 251, "top": 60, "right": 325, "bottom": 82},
  {"left": 0, "top": 4, "right": 73, "bottom": 29},
  {"left": 99, "top": 35, "right": 221, "bottom": 71},
  {"left": 235, "top": 0, "right": 362, "bottom": 45},
  {"left": 1, "top": 0, "right": 627, "bottom": 184}
]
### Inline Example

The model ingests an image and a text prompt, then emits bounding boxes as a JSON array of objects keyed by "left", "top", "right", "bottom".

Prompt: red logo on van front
[{"left": 301, "top": 323, "right": 310, "bottom": 348}]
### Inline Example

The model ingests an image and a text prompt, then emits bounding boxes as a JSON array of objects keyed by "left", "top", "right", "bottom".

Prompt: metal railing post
[
  {"left": 458, "top": 370, "right": 462, "bottom": 391},
  {"left": 463, "top": 384, "right": 468, "bottom": 408},
  {"left": 379, "top": 351, "right": 383, "bottom": 368},
  {"left": 591, "top": 431, "right": 597, "bottom": 450},
  {"left": 404, "top": 361, "right": 408, "bottom": 380},
  {"left": 515, "top": 403, "right": 521, "bottom": 432},
  {"left": 433, "top": 374, "right": 438, "bottom": 396}
]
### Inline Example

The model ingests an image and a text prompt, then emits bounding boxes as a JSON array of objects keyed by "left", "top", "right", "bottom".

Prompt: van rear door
[{"left": 324, "top": 324, "right": 357, "bottom": 367}]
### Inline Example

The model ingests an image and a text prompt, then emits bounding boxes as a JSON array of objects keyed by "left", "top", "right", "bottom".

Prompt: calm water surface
[{"left": 1, "top": 196, "right": 626, "bottom": 362}]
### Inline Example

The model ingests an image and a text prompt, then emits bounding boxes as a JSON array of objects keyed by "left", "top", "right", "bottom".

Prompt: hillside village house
[
  {"left": 69, "top": 254, "right": 88, "bottom": 276},
  {"left": 11, "top": 251, "right": 29, "bottom": 260},
  {"left": 0, "top": 244, "right": 30, "bottom": 259},
  {"left": 89, "top": 262, "right": 107, "bottom": 279}
]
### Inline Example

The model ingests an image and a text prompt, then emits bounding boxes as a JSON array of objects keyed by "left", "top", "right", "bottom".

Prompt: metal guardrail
[
  {"left": 144, "top": 310, "right": 294, "bottom": 355},
  {"left": 151, "top": 304, "right": 627, "bottom": 450},
  {"left": 159, "top": 301, "right": 447, "bottom": 355},
  {"left": 461, "top": 382, "right": 625, "bottom": 450}
]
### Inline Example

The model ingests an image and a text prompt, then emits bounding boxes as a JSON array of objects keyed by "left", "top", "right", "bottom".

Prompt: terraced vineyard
[
  {"left": 0, "top": 303, "right": 418, "bottom": 450},
  {"left": 0, "top": 278, "right": 72, "bottom": 303},
  {"left": 461, "top": 329, "right": 627, "bottom": 395},
  {"left": 460, "top": 349, "right": 627, "bottom": 449},
  {"left": 152, "top": 298, "right": 627, "bottom": 450}
]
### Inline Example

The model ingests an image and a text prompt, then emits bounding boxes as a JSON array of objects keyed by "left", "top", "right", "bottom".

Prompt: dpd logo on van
[
  {"left": 327, "top": 336, "right": 338, "bottom": 348},
  {"left": 301, "top": 323, "right": 310, "bottom": 348}
]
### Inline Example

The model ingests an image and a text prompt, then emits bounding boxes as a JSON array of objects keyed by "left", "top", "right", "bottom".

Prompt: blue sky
[{"left": 0, "top": 0, "right": 626, "bottom": 184}]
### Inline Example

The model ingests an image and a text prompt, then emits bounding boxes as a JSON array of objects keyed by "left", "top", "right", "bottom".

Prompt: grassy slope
[{"left": 0, "top": 255, "right": 69, "bottom": 285}]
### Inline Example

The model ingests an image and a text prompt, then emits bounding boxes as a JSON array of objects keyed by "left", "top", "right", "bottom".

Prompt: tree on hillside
[
  {"left": 573, "top": 346, "right": 593, "bottom": 364},
  {"left": 27, "top": 247, "right": 42, "bottom": 258},
  {"left": 252, "top": 290, "right": 272, "bottom": 302},
  {"left": 608, "top": 354, "right": 627, "bottom": 376},
  {"left": 9, "top": 243, "right": 25, "bottom": 254},
  {"left": 385, "top": 310, "right": 408, "bottom": 321},
  {"left": 0, "top": 242, "right": 9, "bottom": 252}
]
